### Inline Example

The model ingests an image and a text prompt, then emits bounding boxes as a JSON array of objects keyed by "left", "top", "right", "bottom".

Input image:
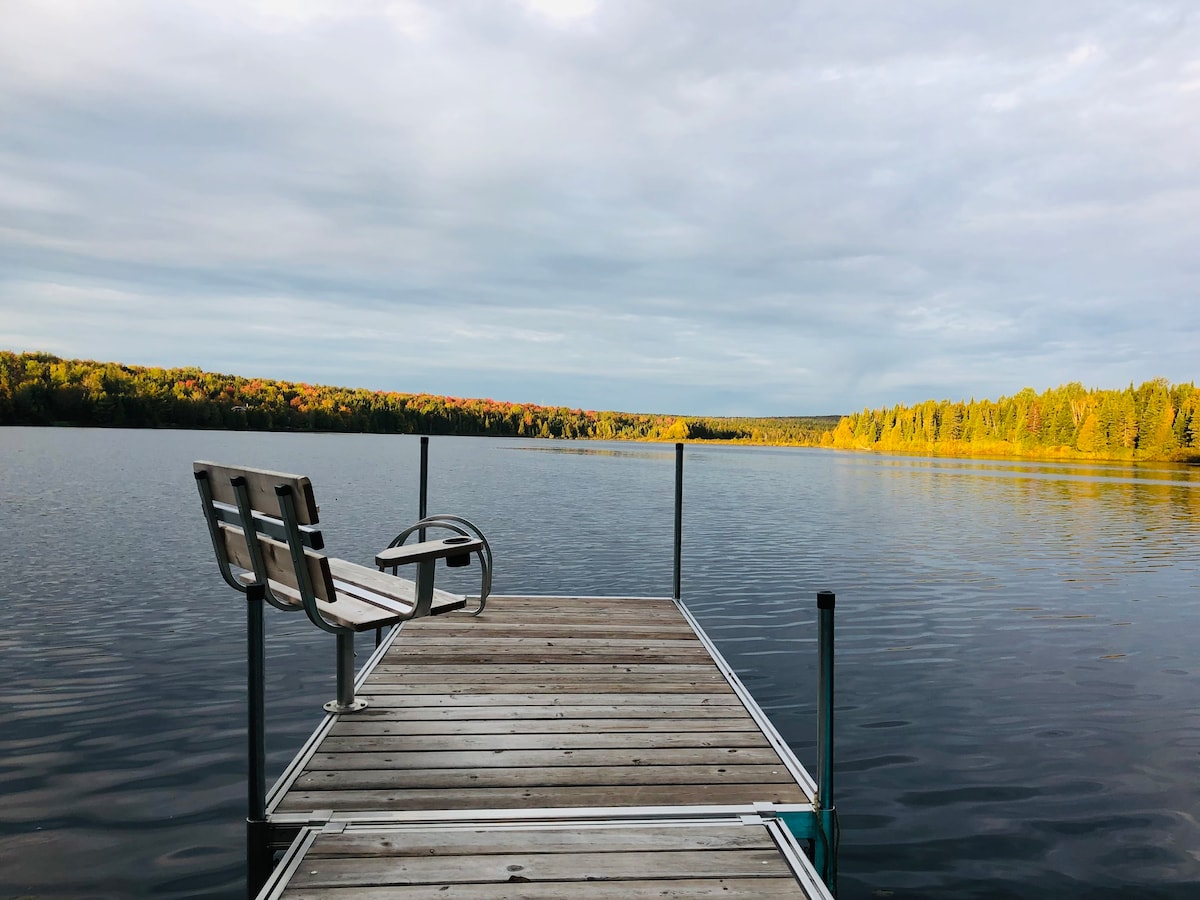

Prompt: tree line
[
  {"left": 5, "top": 352, "right": 1194, "bottom": 461},
  {"left": 830, "top": 379, "right": 1199, "bottom": 462},
  {"left": 0, "top": 352, "right": 838, "bottom": 445}
]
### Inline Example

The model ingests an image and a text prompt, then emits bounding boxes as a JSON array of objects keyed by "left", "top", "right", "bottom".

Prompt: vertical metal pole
[
  {"left": 336, "top": 632, "right": 357, "bottom": 709},
  {"left": 672, "top": 442, "right": 683, "bottom": 600},
  {"left": 245, "top": 582, "right": 270, "bottom": 898},
  {"left": 418, "top": 435, "right": 429, "bottom": 542},
  {"left": 815, "top": 589, "right": 837, "bottom": 890}
]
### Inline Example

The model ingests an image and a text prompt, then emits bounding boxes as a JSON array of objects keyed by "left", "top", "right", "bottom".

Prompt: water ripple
[{"left": 2, "top": 432, "right": 1199, "bottom": 898}]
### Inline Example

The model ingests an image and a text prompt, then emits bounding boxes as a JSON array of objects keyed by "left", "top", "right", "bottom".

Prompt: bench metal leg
[
  {"left": 324, "top": 631, "right": 367, "bottom": 713},
  {"left": 414, "top": 558, "right": 436, "bottom": 618}
]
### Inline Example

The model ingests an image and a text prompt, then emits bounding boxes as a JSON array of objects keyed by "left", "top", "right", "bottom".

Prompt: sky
[{"left": 2, "top": 1, "right": 1197, "bottom": 416}]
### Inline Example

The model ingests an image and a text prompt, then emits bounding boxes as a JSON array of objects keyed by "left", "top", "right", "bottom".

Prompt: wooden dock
[{"left": 256, "top": 596, "right": 833, "bottom": 898}]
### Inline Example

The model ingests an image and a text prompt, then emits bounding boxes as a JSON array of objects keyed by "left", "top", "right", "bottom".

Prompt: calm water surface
[{"left": 1, "top": 428, "right": 1198, "bottom": 898}]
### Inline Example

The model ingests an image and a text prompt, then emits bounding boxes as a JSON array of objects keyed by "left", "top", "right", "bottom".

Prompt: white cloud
[
  {"left": 518, "top": 0, "right": 599, "bottom": 25},
  {"left": 1067, "top": 42, "right": 1101, "bottom": 65}
]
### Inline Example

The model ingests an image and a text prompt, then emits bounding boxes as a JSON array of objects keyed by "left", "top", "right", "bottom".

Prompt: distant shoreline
[
  {"left": 3, "top": 352, "right": 1196, "bottom": 464},
  {"left": 5, "top": 420, "right": 1197, "bottom": 468}
]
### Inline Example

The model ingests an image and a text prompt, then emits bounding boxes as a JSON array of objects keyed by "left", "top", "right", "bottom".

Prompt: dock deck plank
[{"left": 272, "top": 822, "right": 813, "bottom": 898}]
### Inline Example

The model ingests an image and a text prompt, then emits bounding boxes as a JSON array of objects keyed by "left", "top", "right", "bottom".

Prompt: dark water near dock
[{"left": 1, "top": 428, "right": 1198, "bottom": 898}]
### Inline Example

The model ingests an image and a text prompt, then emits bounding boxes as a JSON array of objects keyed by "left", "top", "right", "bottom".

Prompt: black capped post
[
  {"left": 418, "top": 435, "right": 430, "bottom": 541},
  {"left": 672, "top": 443, "right": 683, "bottom": 600},
  {"left": 815, "top": 590, "right": 837, "bottom": 888}
]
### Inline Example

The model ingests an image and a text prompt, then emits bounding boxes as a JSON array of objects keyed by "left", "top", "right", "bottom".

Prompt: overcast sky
[{"left": 2, "top": 1, "right": 1197, "bottom": 415}]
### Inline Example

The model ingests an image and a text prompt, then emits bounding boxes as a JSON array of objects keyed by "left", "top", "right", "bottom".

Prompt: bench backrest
[{"left": 194, "top": 461, "right": 337, "bottom": 605}]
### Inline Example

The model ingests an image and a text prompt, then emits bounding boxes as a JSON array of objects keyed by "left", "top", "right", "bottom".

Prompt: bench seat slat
[
  {"left": 236, "top": 573, "right": 403, "bottom": 632},
  {"left": 235, "top": 565, "right": 466, "bottom": 631},
  {"left": 326, "top": 558, "right": 463, "bottom": 609},
  {"left": 332, "top": 579, "right": 416, "bottom": 617},
  {"left": 332, "top": 577, "right": 466, "bottom": 618}
]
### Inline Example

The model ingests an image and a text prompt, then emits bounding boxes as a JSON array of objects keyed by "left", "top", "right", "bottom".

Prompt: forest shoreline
[{"left": 3, "top": 351, "right": 1196, "bottom": 465}]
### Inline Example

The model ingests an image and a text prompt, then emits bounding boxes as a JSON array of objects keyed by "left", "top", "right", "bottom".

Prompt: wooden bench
[{"left": 194, "top": 461, "right": 488, "bottom": 713}]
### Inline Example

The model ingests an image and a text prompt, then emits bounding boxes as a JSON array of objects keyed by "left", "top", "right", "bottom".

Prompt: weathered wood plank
[
  {"left": 275, "top": 782, "right": 810, "bottom": 812},
  {"left": 364, "top": 681, "right": 724, "bottom": 696},
  {"left": 364, "top": 667, "right": 720, "bottom": 681},
  {"left": 194, "top": 460, "right": 318, "bottom": 523},
  {"left": 302, "top": 746, "right": 782, "bottom": 770},
  {"left": 458, "top": 608, "right": 687, "bottom": 618},
  {"left": 341, "top": 704, "right": 756, "bottom": 720},
  {"left": 294, "top": 764, "right": 796, "bottom": 791},
  {"left": 430, "top": 616, "right": 686, "bottom": 627},
  {"left": 287, "top": 848, "right": 795, "bottom": 887},
  {"left": 303, "top": 826, "right": 776, "bottom": 857},
  {"left": 327, "top": 557, "right": 461, "bottom": 609},
  {"left": 363, "top": 681, "right": 732, "bottom": 695},
  {"left": 318, "top": 732, "right": 770, "bottom": 752},
  {"left": 360, "top": 693, "right": 743, "bottom": 709},
  {"left": 424, "top": 618, "right": 690, "bottom": 630},
  {"left": 327, "top": 717, "right": 762, "bottom": 737},
  {"left": 405, "top": 622, "right": 698, "bottom": 636},
  {"left": 388, "top": 638, "right": 705, "bottom": 652},
  {"left": 375, "top": 659, "right": 716, "bottom": 668},
  {"left": 376, "top": 657, "right": 710, "bottom": 672},
  {"left": 428, "top": 598, "right": 673, "bottom": 607},
  {"left": 280, "top": 878, "right": 805, "bottom": 898}
]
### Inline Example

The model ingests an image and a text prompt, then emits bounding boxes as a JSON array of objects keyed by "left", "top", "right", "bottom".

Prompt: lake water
[{"left": 1, "top": 427, "right": 1198, "bottom": 899}]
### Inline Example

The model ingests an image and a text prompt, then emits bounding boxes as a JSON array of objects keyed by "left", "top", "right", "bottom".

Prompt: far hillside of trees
[
  {"left": 830, "top": 379, "right": 1199, "bottom": 462},
  {"left": 0, "top": 351, "right": 838, "bottom": 445},
  {"left": 2, "top": 352, "right": 1194, "bottom": 463}
]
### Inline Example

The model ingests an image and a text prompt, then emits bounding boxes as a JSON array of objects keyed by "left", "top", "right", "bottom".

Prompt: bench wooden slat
[
  {"left": 332, "top": 579, "right": 415, "bottom": 617},
  {"left": 233, "top": 563, "right": 466, "bottom": 631},
  {"left": 220, "top": 522, "right": 336, "bottom": 604},
  {"left": 236, "top": 574, "right": 405, "bottom": 631},
  {"left": 194, "top": 460, "right": 319, "bottom": 525},
  {"left": 326, "top": 558, "right": 462, "bottom": 609}
]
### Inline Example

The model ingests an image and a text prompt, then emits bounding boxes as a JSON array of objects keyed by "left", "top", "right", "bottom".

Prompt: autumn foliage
[
  {"left": 0, "top": 352, "right": 837, "bottom": 445},
  {"left": 829, "top": 380, "right": 1200, "bottom": 462}
]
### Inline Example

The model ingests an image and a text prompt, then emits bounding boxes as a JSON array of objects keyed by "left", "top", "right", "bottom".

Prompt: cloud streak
[{"left": 2, "top": 1, "right": 1197, "bottom": 414}]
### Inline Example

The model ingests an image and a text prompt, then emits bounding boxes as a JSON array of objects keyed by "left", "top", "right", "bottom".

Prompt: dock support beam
[
  {"left": 814, "top": 589, "right": 837, "bottom": 892},
  {"left": 672, "top": 442, "right": 683, "bottom": 600},
  {"left": 246, "top": 582, "right": 271, "bottom": 899}
]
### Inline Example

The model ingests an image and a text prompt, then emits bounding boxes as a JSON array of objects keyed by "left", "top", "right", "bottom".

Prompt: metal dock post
[
  {"left": 245, "top": 581, "right": 271, "bottom": 899},
  {"left": 673, "top": 441, "right": 684, "bottom": 600},
  {"left": 418, "top": 435, "right": 429, "bottom": 539},
  {"left": 814, "top": 589, "right": 837, "bottom": 891}
]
